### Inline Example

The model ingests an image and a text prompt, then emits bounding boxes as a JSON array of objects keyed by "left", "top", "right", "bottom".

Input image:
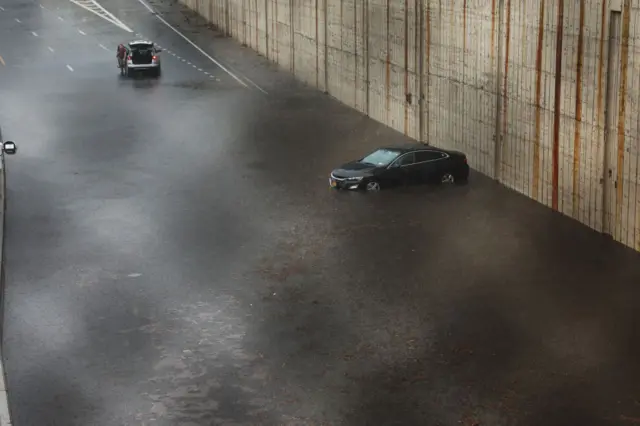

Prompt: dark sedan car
[{"left": 329, "top": 143, "right": 469, "bottom": 191}]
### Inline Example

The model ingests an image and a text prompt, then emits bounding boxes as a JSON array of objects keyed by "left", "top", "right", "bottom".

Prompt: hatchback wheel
[
  {"left": 365, "top": 181, "right": 381, "bottom": 192},
  {"left": 440, "top": 173, "right": 455, "bottom": 184}
]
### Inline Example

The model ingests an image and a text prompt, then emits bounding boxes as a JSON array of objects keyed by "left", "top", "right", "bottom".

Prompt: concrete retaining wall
[{"left": 180, "top": 0, "right": 640, "bottom": 252}]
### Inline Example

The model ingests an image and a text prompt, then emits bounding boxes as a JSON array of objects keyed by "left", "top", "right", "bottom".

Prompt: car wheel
[
  {"left": 155, "top": 67, "right": 161, "bottom": 77},
  {"left": 365, "top": 181, "right": 381, "bottom": 192},
  {"left": 440, "top": 173, "right": 455, "bottom": 184}
]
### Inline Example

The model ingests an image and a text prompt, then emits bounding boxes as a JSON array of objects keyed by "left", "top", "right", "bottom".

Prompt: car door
[
  {"left": 415, "top": 150, "right": 448, "bottom": 183},
  {"left": 384, "top": 152, "right": 420, "bottom": 186}
]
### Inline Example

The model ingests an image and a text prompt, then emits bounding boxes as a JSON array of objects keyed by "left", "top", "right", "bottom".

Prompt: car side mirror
[{"left": 3, "top": 141, "right": 17, "bottom": 155}]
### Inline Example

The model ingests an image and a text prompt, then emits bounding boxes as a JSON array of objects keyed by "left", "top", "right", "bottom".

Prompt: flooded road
[{"left": 0, "top": 0, "right": 639, "bottom": 424}]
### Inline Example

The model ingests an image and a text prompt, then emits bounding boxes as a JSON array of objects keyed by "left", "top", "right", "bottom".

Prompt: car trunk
[{"left": 131, "top": 47, "right": 153, "bottom": 64}]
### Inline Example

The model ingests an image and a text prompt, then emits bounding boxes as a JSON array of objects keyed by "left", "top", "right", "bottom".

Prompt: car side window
[
  {"left": 415, "top": 150, "right": 445, "bottom": 162},
  {"left": 397, "top": 152, "right": 416, "bottom": 166}
]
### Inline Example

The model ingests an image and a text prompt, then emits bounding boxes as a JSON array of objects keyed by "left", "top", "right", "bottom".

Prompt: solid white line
[
  {"left": 14, "top": 18, "right": 21, "bottom": 23},
  {"left": 239, "top": 74, "right": 268, "bottom": 94},
  {"left": 32, "top": 31, "right": 38, "bottom": 37},
  {"left": 0, "top": 350, "right": 11, "bottom": 426},
  {"left": 133, "top": 0, "right": 255, "bottom": 91},
  {"left": 68, "top": 0, "right": 133, "bottom": 33},
  {"left": 78, "top": 29, "right": 86, "bottom": 35},
  {"left": 66, "top": 64, "right": 74, "bottom": 72},
  {"left": 48, "top": 46, "right": 54, "bottom": 52}
]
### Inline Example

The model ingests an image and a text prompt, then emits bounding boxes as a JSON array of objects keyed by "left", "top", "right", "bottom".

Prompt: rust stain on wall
[
  {"left": 501, "top": 0, "right": 512, "bottom": 171},
  {"left": 490, "top": 0, "right": 496, "bottom": 67},
  {"left": 551, "top": 0, "right": 564, "bottom": 211},
  {"left": 532, "top": 0, "right": 544, "bottom": 201},
  {"left": 386, "top": 0, "right": 391, "bottom": 124},
  {"left": 616, "top": 0, "right": 631, "bottom": 233},
  {"left": 404, "top": 0, "right": 409, "bottom": 135},
  {"left": 572, "top": 0, "right": 585, "bottom": 218}
]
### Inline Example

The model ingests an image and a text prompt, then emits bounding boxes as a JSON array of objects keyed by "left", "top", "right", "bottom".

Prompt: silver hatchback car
[{"left": 124, "top": 40, "right": 162, "bottom": 77}]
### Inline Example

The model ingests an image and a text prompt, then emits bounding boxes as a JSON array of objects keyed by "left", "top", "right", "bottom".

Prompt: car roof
[{"left": 378, "top": 143, "right": 447, "bottom": 153}]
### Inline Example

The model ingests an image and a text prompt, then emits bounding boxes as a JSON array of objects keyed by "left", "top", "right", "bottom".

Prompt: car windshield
[{"left": 359, "top": 149, "right": 401, "bottom": 166}]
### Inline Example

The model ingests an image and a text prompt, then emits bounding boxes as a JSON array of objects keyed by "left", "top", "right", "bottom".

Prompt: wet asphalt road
[{"left": 2, "top": 0, "right": 640, "bottom": 425}]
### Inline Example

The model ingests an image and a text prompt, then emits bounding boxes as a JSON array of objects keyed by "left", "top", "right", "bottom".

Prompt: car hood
[{"left": 332, "top": 161, "right": 378, "bottom": 177}]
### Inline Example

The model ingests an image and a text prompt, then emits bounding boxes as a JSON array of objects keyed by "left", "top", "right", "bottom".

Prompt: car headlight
[{"left": 346, "top": 176, "right": 363, "bottom": 181}]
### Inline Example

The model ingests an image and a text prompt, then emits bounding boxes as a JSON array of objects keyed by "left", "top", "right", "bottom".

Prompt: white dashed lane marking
[
  {"left": 58, "top": 16, "right": 64, "bottom": 21},
  {"left": 66, "top": 64, "right": 74, "bottom": 72},
  {"left": 99, "top": 43, "right": 109, "bottom": 51},
  {"left": 0, "top": 6, "right": 5, "bottom": 11},
  {"left": 134, "top": 0, "right": 266, "bottom": 93},
  {"left": 32, "top": 31, "right": 38, "bottom": 37},
  {"left": 135, "top": 33, "right": 226, "bottom": 83},
  {"left": 48, "top": 46, "right": 54, "bottom": 52},
  {"left": 78, "top": 29, "right": 86, "bottom": 35},
  {"left": 14, "top": 18, "right": 21, "bottom": 23}
]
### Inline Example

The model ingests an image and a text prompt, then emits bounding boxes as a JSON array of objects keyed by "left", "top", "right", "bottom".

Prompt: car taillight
[
  {"left": 127, "top": 55, "right": 132, "bottom": 60},
  {"left": 152, "top": 55, "right": 157, "bottom": 60}
]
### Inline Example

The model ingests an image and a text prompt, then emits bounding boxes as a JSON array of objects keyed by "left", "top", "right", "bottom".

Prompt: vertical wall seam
[
  {"left": 340, "top": 0, "right": 343, "bottom": 100},
  {"left": 533, "top": 0, "right": 545, "bottom": 201},
  {"left": 275, "top": 0, "right": 279, "bottom": 64},
  {"left": 501, "top": 0, "right": 512, "bottom": 182},
  {"left": 616, "top": 0, "right": 631, "bottom": 239},
  {"left": 324, "top": 0, "right": 329, "bottom": 93},
  {"left": 572, "top": 0, "right": 585, "bottom": 218},
  {"left": 290, "top": 0, "right": 294, "bottom": 74},
  {"left": 491, "top": 0, "right": 497, "bottom": 70},
  {"left": 426, "top": 0, "right": 430, "bottom": 144},
  {"left": 418, "top": 0, "right": 425, "bottom": 142},
  {"left": 404, "top": 0, "right": 409, "bottom": 135},
  {"left": 265, "top": 0, "right": 269, "bottom": 60},
  {"left": 551, "top": 0, "right": 564, "bottom": 211},
  {"left": 365, "top": 0, "right": 370, "bottom": 113},
  {"left": 597, "top": 0, "right": 607, "bottom": 231},
  {"left": 385, "top": 0, "right": 391, "bottom": 125},
  {"left": 354, "top": 0, "right": 358, "bottom": 109},
  {"left": 493, "top": 0, "right": 505, "bottom": 180},
  {"left": 315, "top": 0, "right": 319, "bottom": 88}
]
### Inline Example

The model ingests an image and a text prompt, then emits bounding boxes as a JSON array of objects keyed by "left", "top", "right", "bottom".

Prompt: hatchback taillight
[
  {"left": 127, "top": 55, "right": 132, "bottom": 61},
  {"left": 152, "top": 55, "right": 157, "bottom": 61}
]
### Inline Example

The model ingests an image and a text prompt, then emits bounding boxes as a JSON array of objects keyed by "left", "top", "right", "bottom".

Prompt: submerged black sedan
[{"left": 329, "top": 143, "right": 469, "bottom": 191}]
